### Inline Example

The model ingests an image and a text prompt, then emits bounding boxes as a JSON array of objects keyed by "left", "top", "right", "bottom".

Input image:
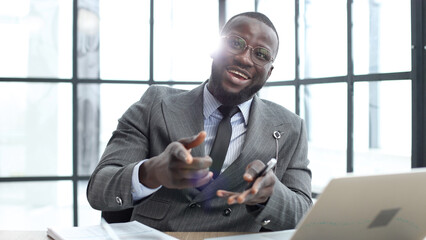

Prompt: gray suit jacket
[{"left": 87, "top": 82, "right": 312, "bottom": 232}]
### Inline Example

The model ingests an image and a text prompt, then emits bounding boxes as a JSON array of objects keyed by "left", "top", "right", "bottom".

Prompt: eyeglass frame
[{"left": 220, "top": 35, "right": 275, "bottom": 66}]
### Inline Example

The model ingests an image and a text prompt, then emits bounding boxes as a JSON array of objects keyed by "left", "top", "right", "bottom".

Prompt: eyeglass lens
[{"left": 224, "top": 35, "right": 272, "bottom": 65}]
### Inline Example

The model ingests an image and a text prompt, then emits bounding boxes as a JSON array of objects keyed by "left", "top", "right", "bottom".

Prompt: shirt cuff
[{"left": 131, "top": 160, "right": 162, "bottom": 202}]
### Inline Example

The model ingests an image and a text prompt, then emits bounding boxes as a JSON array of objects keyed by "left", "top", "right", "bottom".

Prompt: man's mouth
[{"left": 228, "top": 69, "right": 249, "bottom": 80}]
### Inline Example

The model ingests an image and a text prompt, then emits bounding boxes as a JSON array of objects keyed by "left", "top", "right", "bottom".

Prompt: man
[{"left": 87, "top": 11, "right": 312, "bottom": 232}]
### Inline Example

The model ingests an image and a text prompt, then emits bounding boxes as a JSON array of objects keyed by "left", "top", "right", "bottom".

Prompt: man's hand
[
  {"left": 217, "top": 160, "right": 276, "bottom": 205},
  {"left": 139, "top": 131, "right": 213, "bottom": 189}
]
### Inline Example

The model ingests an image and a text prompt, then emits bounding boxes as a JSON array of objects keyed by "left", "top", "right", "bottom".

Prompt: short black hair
[{"left": 221, "top": 12, "right": 279, "bottom": 55}]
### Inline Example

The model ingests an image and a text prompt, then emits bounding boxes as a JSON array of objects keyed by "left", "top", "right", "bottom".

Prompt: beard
[{"left": 208, "top": 64, "right": 264, "bottom": 106}]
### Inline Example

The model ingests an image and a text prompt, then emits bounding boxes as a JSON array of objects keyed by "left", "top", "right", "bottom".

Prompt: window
[
  {"left": 300, "top": 83, "right": 348, "bottom": 192},
  {"left": 352, "top": 0, "right": 411, "bottom": 74},
  {"left": 0, "top": 0, "right": 424, "bottom": 229},
  {"left": 299, "top": 0, "right": 347, "bottom": 79},
  {"left": 353, "top": 80, "right": 411, "bottom": 174},
  {"left": 154, "top": 0, "right": 218, "bottom": 81},
  {"left": 98, "top": 0, "right": 150, "bottom": 80},
  {"left": 0, "top": 0, "right": 73, "bottom": 78},
  {"left": 0, "top": 83, "right": 72, "bottom": 177}
]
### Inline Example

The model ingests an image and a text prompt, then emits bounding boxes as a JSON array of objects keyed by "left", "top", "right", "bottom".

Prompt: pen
[
  {"left": 100, "top": 218, "right": 121, "bottom": 240},
  {"left": 247, "top": 158, "right": 277, "bottom": 188}
]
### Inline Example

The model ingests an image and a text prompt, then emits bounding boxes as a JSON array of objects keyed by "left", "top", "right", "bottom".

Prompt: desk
[{"left": 0, "top": 230, "right": 248, "bottom": 240}]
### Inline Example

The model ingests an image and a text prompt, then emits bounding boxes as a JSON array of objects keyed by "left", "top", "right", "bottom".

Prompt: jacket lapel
[{"left": 161, "top": 83, "right": 206, "bottom": 158}]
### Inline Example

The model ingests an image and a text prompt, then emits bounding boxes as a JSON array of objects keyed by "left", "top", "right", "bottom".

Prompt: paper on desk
[
  {"left": 47, "top": 220, "right": 178, "bottom": 240},
  {"left": 204, "top": 229, "right": 296, "bottom": 240}
]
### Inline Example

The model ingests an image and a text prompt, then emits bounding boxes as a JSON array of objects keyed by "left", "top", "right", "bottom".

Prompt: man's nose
[{"left": 234, "top": 47, "right": 254, "bottom": 66}]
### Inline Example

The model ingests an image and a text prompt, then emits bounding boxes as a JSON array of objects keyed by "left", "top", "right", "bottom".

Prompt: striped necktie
[{"left": 209, "top": 105, "right": 240, "bottom": 179}]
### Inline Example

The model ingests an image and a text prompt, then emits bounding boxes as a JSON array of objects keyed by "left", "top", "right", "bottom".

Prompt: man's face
[{"left": 208, "top": 16, "right": 278, "bottom": 106}]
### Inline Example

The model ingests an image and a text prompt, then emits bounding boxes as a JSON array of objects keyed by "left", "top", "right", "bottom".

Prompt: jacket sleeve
[{"left": 86, "top": 86, "right": 160, "bottom": 211}]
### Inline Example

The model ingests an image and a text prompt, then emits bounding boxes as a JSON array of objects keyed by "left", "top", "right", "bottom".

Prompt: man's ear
[{"left": 266, "top": 65, "right": 274, "bottom": 79}]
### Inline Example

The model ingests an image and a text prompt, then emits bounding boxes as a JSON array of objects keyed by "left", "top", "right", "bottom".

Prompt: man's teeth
[{"left": 229, "top": 70, "right": 248, "bottom": 80}]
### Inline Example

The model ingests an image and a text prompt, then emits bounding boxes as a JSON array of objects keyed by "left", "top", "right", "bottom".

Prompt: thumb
[
  {"left": 178, "top": 131, "right": 206, "bottom": 149},
  {"left": 244, "top": 160, "right": 265, "bottom": 182}
]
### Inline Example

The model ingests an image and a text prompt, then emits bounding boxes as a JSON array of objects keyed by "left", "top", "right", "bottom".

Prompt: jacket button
[
  {"left": 223, "top": 208, "right": 232, "bottom": 216},
  {"left": 189, "top": 203, "right": 200, "bottom": 208},
  {"left": 115, "top": 196, "right": 123, "bottom": 206}
]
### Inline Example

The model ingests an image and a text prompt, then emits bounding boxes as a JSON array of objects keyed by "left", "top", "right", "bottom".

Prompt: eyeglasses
[{"left": 221, "top": 35, "right": 274, "bottom": 66}]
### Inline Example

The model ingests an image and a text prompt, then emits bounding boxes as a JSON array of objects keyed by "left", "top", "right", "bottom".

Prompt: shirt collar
[{"left": 203, "top": 84, "right": 252, "bottom": 125}]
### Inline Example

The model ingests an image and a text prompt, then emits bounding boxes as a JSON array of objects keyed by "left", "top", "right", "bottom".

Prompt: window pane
[
  {"left": 259, "top": 86, "right": 295, "bottom": 113},
  {"left": 77, "top": 0, "right": 100, "bottom": 79},
  {"left": 0, "top": 0, "right": 72, "bottom": 78},
  {"left": 0, "top": 83, "right": 72, "bottom": 177},
  {"left": 154, "top": 0, "right": 218, "bottom": 81},
  {"left": 299, "top": 0, "right": 347, "bottom": 79},
  {"left": 0, "top": 181, "right": 73, "bottom": 230},
  {"left": 258, "top": 0, "right": 295, "bottom": 81},
  {"left": 226, "top": 0, "right": 255, "bottom": 21},
  {"left": 77, "top": 83, "right": 148, "bottom": 176},
  {"left": 300, "top": 83, "right": 347, "bottom": 192},
  {"left": 100, "top": 84, "right": 149, "bottom": 157},
  {"left": 354, "top": 80, "right": 411, "bottom": 174},
  {"left": 78, "top": 181, "right": 101, "bottom": 226},
  {"left": 353, "top": 0, "right": 411, "bottom": 74},
  {"left": 99, "top": 0, "right": 150, "bottom": 80}
]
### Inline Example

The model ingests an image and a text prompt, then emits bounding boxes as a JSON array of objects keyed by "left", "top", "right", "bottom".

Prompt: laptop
[
  {"left": 291, "top": 168, "right": 426, "bottom": 240},
  {"left": 206, "top": 168, "right": 426, "bottom": 240}
]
